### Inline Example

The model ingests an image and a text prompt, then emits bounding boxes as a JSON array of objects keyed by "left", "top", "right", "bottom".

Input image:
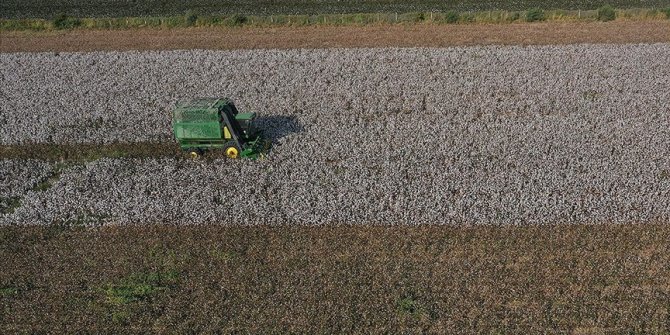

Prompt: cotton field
[{"left": 1, "top": 44, "right": 669, "bottom": 225}]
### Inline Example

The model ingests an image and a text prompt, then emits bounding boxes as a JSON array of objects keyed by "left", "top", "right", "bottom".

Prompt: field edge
[{"left": 2, "top": 20, "right": 670, "bottom": 53}]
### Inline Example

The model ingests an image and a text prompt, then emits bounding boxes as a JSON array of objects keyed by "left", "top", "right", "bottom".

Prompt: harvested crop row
[{"left": 1, "top": 44, "right": 669, "bottom": 225}]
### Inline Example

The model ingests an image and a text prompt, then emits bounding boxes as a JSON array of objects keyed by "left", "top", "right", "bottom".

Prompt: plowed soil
[
  {"left": 1, "top": 224, "right": 669, "bottom": 333},
  {"left": 2, "top": 20, "right": 669, "bottom": 53}
]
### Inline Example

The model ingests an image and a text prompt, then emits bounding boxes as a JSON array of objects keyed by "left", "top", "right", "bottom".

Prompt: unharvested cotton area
[{"left": 1, "top": 44, "right": 669, "bottom": 225}]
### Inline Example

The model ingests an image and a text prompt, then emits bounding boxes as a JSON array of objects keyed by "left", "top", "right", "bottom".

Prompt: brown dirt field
[
  {"left": 1, "top": 20, "right": 669, "bottom": 52},
  {"left": 1, "top": 224, "right": 669, "bottom": 333}
]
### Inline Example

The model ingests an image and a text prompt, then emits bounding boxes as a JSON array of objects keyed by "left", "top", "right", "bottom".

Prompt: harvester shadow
[{"left": 254, "top": 115, "right": 304, "bottom": 144}]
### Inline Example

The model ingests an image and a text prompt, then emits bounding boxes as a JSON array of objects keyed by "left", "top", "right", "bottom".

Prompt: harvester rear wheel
[{"left": 224, "top": 142, "right": 241, "bottom": 159}]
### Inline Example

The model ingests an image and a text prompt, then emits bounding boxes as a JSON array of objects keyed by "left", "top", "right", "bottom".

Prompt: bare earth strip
[{"left": 1, "top": 21, "right": 669, "bottom": 52}]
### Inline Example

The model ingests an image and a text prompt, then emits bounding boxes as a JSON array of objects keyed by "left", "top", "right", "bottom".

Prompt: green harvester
[{"left": 172, "top": 97, "right": 263, "bottom": 159}]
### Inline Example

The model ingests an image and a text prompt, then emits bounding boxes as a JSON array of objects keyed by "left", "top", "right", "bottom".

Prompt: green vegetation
[
  {"left": 104, "top": 270, "right": 179, "bottom": 304},
  {"left": 0, "top": 7, "right": 666, "bottom": 31},
  {"left": 0, "top": 196, "right": 22, "bottom": 215},
  {"left": 508, "top": 12, "right": 521, "bottom": 21},
  {"left": 31, "top": 162, "right": 75, "bottom": 192},
  {"left": 397, "top": 294, "right": 431, "bottom": 319},
  {"left": 0, "top": 286, "right": 19, "bottom": 297},
  {"left": 2, "top": 0, "right": 668, "bottom": 19},
  {"left": 209, "top": 249, "right": 239, "bottom": 261},
  {"left": 460, "top": 12, "right": 476, "bottom": 23},
  {"left": 53, "top": 13, "right": 81, "bottom": 29},
  {"left": 32, "top": 179, "right": 54, "bottom": 192},
  {"left": 444, "top": 11, "right": 459, "bottom": 23},
  {"left": 525, "top": 8, "right": 546, "bottom": 22},
  {"left": 597, "top": 5, "right": 617, "bottom": 21},
  {"left": 226, "top": 13, "right": 248, "bottom": 26},
  {"left": 398, "top": 296, "right": 418, "bottom": 314},
  {"left": 184, "top": 10, "right": 198, "bottom": 27},
  {"left": 582, "top": 89, "right": 600, "bottom": 101}
]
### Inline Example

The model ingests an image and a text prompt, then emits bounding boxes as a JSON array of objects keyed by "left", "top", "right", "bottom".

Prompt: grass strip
[
  {"left": 1, "top": 7, "right": 669, "bottom": 32},
  {"left": 3, "top": 0, "right": 670, "bottom": 19}
]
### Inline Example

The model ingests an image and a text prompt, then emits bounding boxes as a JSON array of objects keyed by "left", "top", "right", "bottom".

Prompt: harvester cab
[{"left": 172, "top": 98, "right": 263, "bottom": 159}]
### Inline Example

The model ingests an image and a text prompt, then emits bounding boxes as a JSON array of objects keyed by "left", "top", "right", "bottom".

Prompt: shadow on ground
[{"left": 254, "top": 115, "right": 304, "bottom": 144}]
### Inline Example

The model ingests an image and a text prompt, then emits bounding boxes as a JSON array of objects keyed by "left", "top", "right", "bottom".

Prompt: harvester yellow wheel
[
  {"left": 225, "top": 147, "right": 239, "bottom": 159},
  {"left": 189, "top": 150, "right": 199, "bottom": 159}
]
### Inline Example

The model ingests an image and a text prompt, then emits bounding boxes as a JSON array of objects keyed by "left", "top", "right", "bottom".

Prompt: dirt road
[{"left": 2, "top": 20, "right": 669, "bottom": 52}]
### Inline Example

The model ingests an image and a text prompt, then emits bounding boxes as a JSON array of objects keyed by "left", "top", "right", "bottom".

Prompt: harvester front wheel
[
  {"left": 187, "top": 148, "right": 201, "bottom": 159},
  {"left": 224, "top": 142, "right": 240, "bottom": 159}
]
